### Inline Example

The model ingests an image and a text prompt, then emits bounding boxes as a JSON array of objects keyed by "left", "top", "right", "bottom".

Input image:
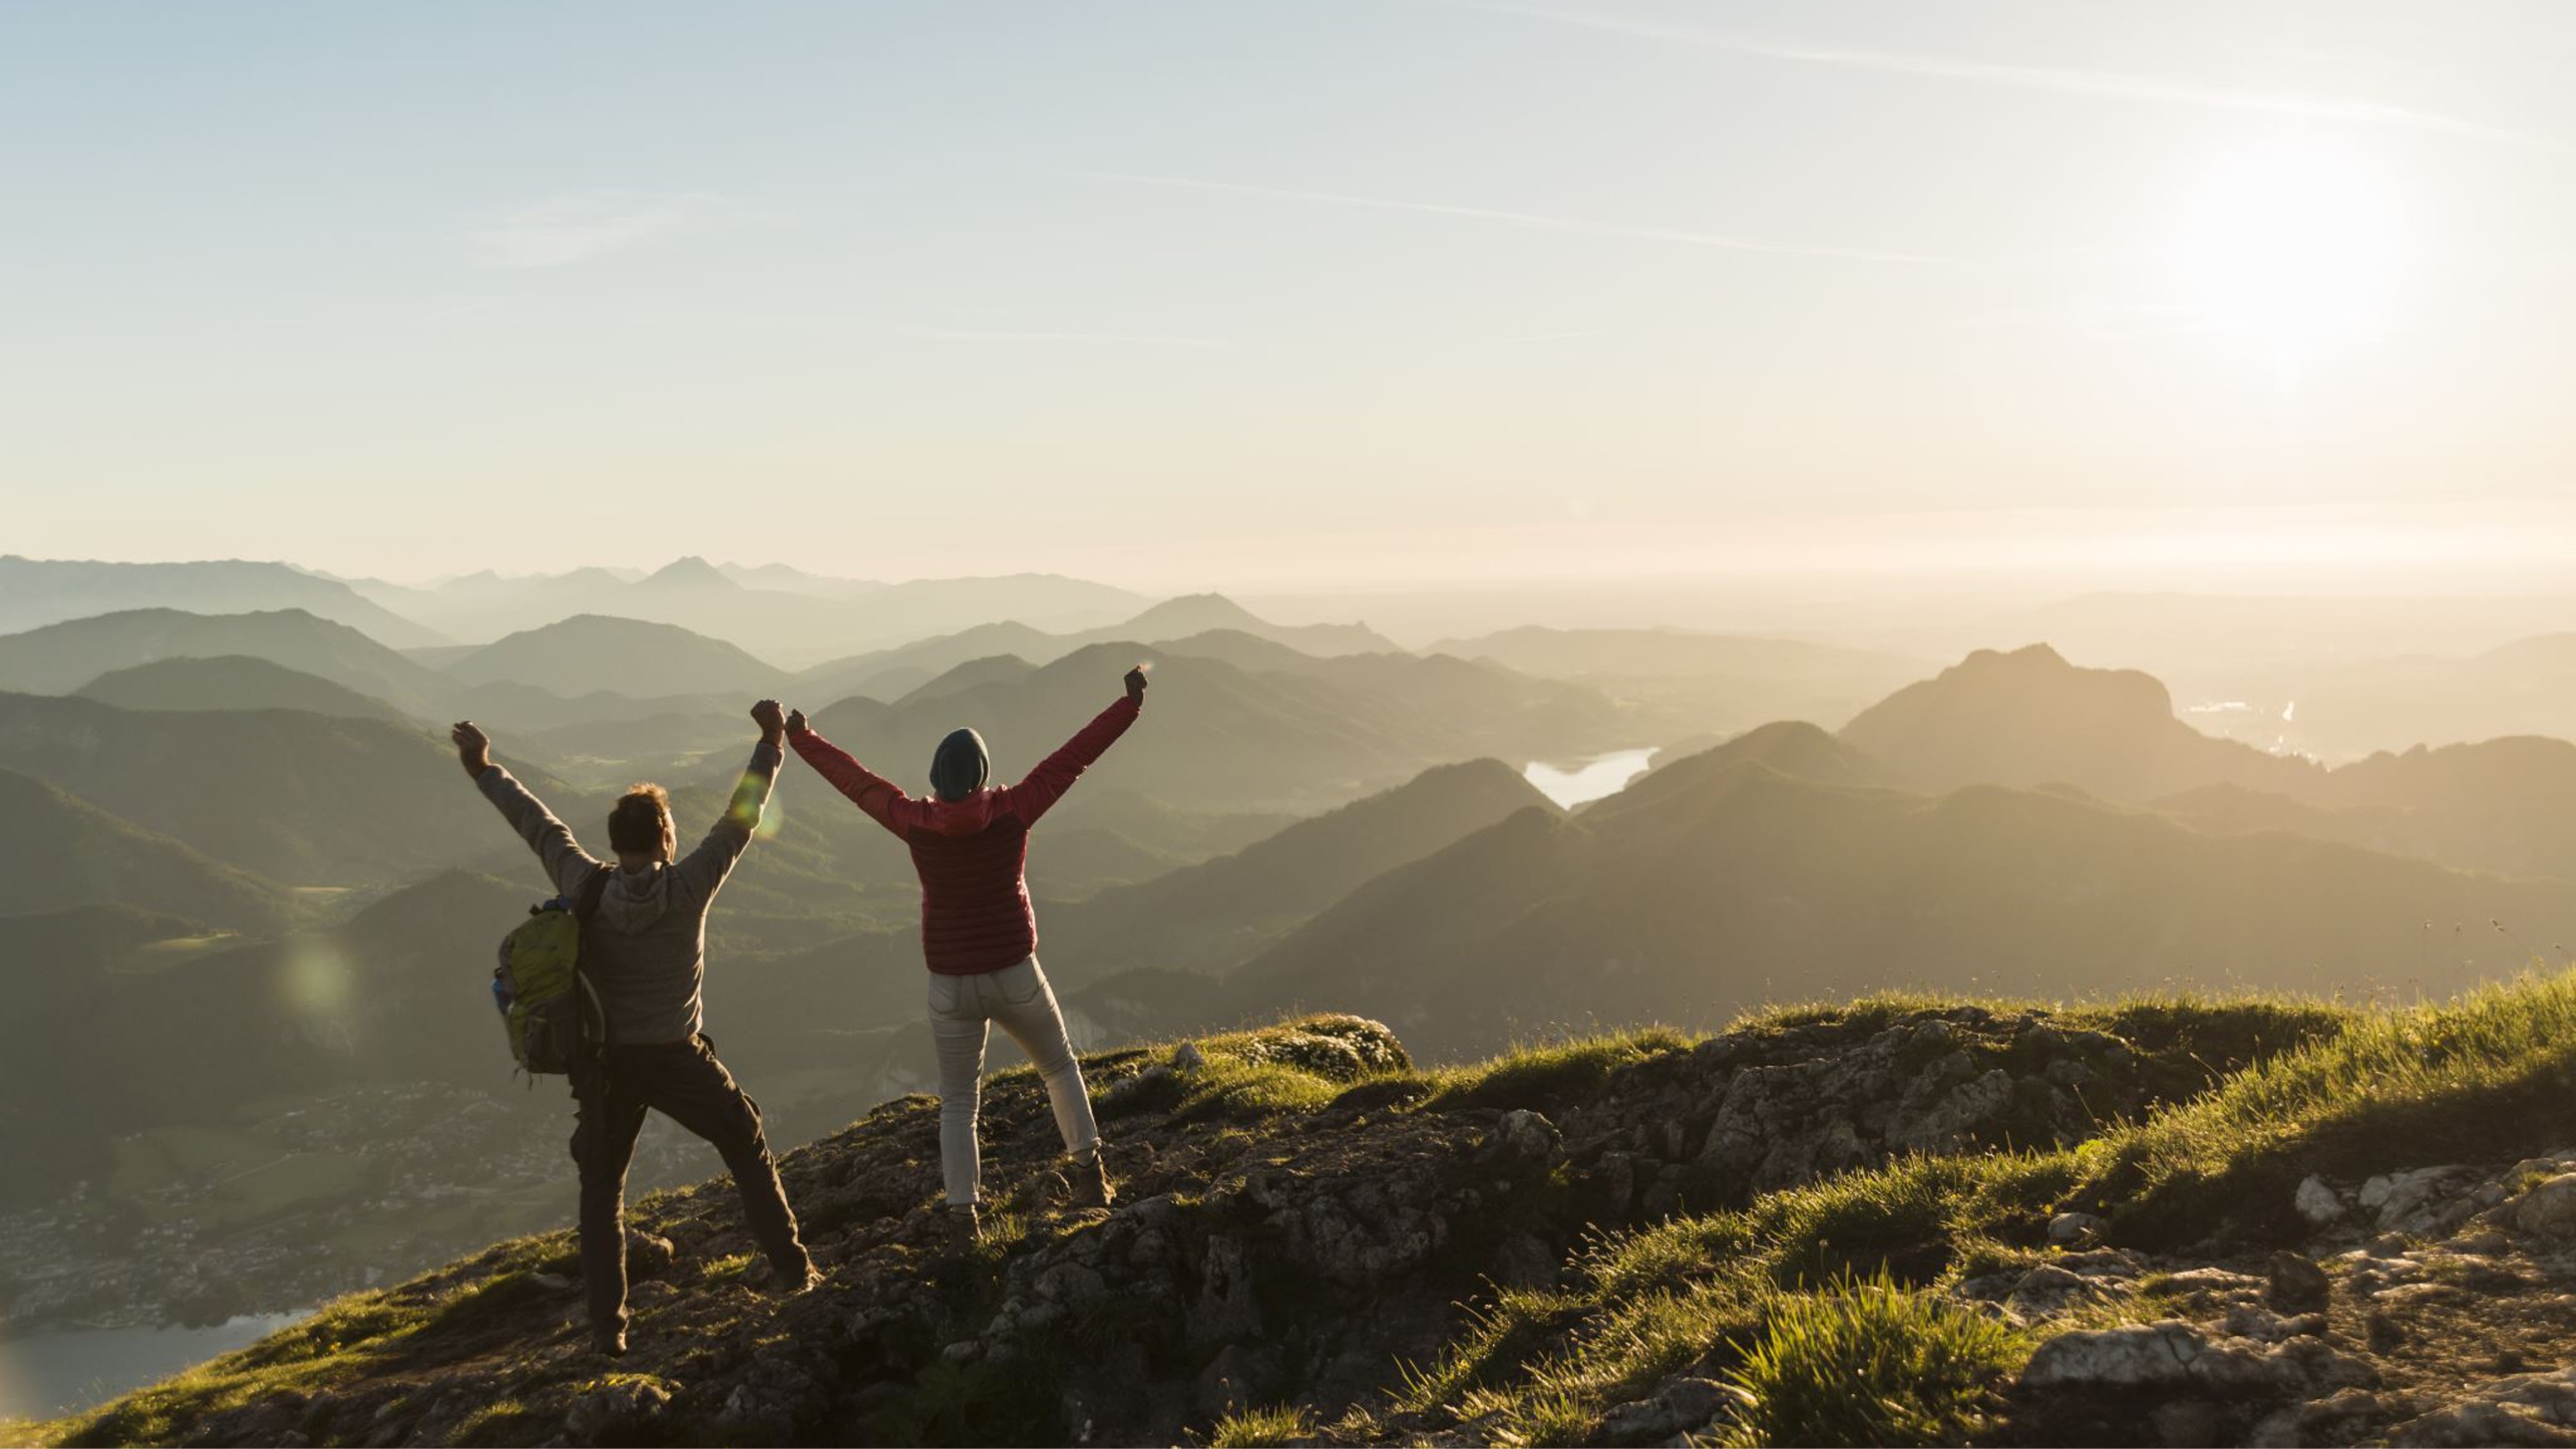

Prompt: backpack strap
[{"left": 574, "top": 864, "right": 613, "bottom": 923}]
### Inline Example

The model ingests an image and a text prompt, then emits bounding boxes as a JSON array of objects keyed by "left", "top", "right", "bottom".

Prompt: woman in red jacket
[{"left": 784, "top": 665, "right": 1146, "bottom": 1247}]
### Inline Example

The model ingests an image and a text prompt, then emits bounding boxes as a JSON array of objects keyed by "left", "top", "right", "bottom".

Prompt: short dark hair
[{"left": 608, "top": 784, "right": 672, "bottom": 854}]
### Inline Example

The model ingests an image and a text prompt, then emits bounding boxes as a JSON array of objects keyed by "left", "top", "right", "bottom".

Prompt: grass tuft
[
  {"left": 1712, "top": 1275, "right": 2028, "bottom": 1447},
  {"left": 1208, "top": 1403, "right": 1316, "bottom": 1446},
  {"left": 1420, "top": 1028, "right": 1690, "bottom": 1112}
]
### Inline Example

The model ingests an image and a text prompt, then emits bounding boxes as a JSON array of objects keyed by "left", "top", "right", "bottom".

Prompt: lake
[
  {"left": 1523, "top": 747, "right": 1659, "bottom": 808},
  {"left": 0, "top": 1310, "right": 308, "bottom": 1422}
]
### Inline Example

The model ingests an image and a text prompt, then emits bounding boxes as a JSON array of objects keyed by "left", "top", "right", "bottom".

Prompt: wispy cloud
[
  {"left": 474, "top": 191, "right": 751, "bottom": 269},
  {"left": 1444, "top": 0, "right": 2535, "bottom": 146},
  {"left": 910, "top": 328, "right": 1230, "bottom": 346},
  {"left": 1069, "top": 170, "right": 1944, "bottom": 263}
]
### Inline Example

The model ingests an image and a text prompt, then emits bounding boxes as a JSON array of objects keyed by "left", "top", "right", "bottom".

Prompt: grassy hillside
[
  {"left": 0, "top": 768, "right": 292, "bottom": 931},
  {"left": 0, "top": 904, "right": 219, "bottom": 1201},
  {"left": 0, "top": 692, "right": 580, "bottom": 887},
  {"left": 45, "top": 970, "right": 2576, "bottom": 1448},
  {"left": 76, "top": 655, "right": 409, "bottom": 722},
  {"left": 0, "top": 871, "right": 541, "bottom": 1206}
]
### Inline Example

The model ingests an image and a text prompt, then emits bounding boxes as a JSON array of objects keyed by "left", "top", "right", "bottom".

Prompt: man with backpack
[{"left": 450, "top": 700, "right": 816, "bottom": 1357}]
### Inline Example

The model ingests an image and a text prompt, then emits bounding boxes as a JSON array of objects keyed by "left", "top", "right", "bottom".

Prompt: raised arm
[
  {"left": 673, "top": 700, "right": 787, "bottom": 896},
  {"left": 785, "top": 707, "right": 916, "bottom": 839},
  {"left": 1001, "top": 665, "right": 1146, "bottom": 826},
  {"left": 454, "top": 720, "right": 601, "bottom": 898}
]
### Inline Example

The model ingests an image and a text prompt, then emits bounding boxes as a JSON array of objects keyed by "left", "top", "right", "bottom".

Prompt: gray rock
[
  {"left": 2365, "top": 1165, "right": 2469, "bottom": 1230},
  {"left": 1596, "top": 1377, "right": 1735, "bottom": 1446},
  {"left": 2267, "top": 1251, "right": 2331, "bottom": 1315},
  {"left": 2224, "top": 1304, "right": 2326, "bottom": 1343},
  {"left": 1192, "top": 1342, "right": 1284, "bottom": 1421},
  {"left": 623, "top": 1229, "right": 678, "bottom": 1281},
  {"left": 1491, "top": 1233, "right": 1561, "bottom": 1292},
  {"left": 2007, "top": 1264, "right": 2111, "bottom": 1322},
  {"left": 2388, "top": 1366, "right": 2576, "bottom": 1446},
  {"left": 1172, "top": 1041, "right": 1207, "bottom": 1072},
  {"left": 2048, "top": 1211, "right": 2108, "bottom": 1246},
  {"left": 2151, "top": 1398, "right": 2228, "bottom": 1448},
  {"left": 2022, "top": 1319, "right": 2365, "bottom": 1397},
  {"left": 2516, "top": 1173, "right": 2576, "bottom": 1238},
  {"left": 1496, "top": 1110, "right": 1562, "bottom": 1165},
  {"left": 2296, "top": 1174, "right": 2347, "bottom": 1225},
  {"left": 565, "top": 1373, "right": 671, "bottom": 1445},
  {"left": 1186, "top": 1234, "right": 1264, "bottom": 1348}
]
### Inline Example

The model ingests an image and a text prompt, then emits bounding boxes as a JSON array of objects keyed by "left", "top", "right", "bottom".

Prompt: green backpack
[{"left": 491, "top": 866, "right": 612, "bottom": 1076}]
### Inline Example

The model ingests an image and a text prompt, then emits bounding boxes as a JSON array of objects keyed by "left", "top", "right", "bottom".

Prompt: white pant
[{"left": 927, "top": 956, "right": 1100, "bottom": 1206}]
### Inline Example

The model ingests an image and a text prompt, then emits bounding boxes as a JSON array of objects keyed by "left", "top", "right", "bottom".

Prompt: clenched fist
[
  {"left": 1125, "top": 665, "right": 1149, "bottom": 705},
  {"left": 450, "top": 721, "right": 492, "bottom": 779},
  {"left": 751, "top": 699, "right": 787, "bottom": 739}
]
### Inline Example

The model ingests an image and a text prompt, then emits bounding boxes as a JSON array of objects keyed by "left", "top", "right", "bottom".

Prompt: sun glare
[{"left": 2167, "top": 138, "right": 2404, "bottom": 359}]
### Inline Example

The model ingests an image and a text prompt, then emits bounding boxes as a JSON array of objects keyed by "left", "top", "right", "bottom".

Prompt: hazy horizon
[{"left": 9, "top": 1, "right": 2576, "bottom": 592}]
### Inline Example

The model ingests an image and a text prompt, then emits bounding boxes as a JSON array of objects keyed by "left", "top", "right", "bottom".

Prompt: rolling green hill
[
  {"left": 76, "top": 655, "right": 409, "bottom": 722},
  {"left": 0, "top": 693, "right": 577, "bottom": 887},
  {"left": 0, "top": 768, "right": 292, "bottom": 931},
  {"left": 442, "top": 615, "right": 795, "bottom": 699}
]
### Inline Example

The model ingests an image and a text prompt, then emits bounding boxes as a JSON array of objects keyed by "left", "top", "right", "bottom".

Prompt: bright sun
[{"left": 2167, "top": 137, "right": 2404, "bottom": 357}]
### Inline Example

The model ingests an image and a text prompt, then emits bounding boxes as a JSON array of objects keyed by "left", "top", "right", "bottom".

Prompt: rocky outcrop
[
  {"left": 1994, "top": 1145, "right": 2576, "bottom": 1447},
  {"left": 61, "top": 1003, "right": 2565, "bottom": 1449}
]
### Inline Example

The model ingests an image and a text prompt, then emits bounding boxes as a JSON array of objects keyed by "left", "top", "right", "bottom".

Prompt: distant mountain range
[
  {"left": 0, "top": 556, "right": 447, "bottom": 649},
  {"left": 344, "top": 557, "right": 1150, "bottom": 662},
  {"left": 1841, "top": 643, "right": 2315, "bottom": 799},
  {"left": 1230, "top": 754, "right": 2576, "bottom": 1060},
  {"left": 803, "top": 640, "right": 1612, "bottom": 816},
  {"left": 1434, "top": 625, "right": 1931, "bottom": 736},
  {"left": 798, "top": 593, "right": 1402, "bottom": 705}
]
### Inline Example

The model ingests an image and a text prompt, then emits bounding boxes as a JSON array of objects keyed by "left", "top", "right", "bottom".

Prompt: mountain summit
[
  {"left": 1841, "top": 642, "right": 2309, "bottom": 800},
  {"left": 51, "top": 975, "right": 2576, "bottom": 1448}
]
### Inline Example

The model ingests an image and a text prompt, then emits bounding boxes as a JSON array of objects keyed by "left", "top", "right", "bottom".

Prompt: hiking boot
[
  {"left": 945, "top": 1205, "right": 980, "bottom": 1253},
  {"left": 592, "top": 1327, "right": 629, "bottom": 1358},
  {"left": 758, "top": 1259, "right": 824, "bottom": 1298},
  {"left": 1072, "top": 1152, "right": 1115, "bottom": 1211}
]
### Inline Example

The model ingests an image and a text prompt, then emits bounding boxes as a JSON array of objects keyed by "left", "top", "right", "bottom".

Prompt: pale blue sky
[{"left": 4, "top": 1, "right": 2571, "bottom": 591}]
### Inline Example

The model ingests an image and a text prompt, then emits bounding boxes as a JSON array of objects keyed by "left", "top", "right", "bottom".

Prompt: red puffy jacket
[{"left": 789, "top": 695, "right": 1141, "bottom": 975}]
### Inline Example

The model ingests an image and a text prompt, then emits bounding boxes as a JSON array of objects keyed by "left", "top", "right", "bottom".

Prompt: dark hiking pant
[{"left": 569, "top": 1033, "right": 809, "bottom": 1338}]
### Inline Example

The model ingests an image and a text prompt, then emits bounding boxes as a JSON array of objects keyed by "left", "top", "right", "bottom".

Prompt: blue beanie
[{"left": 930, "top": 727, "right": 990, "bottom": 801}]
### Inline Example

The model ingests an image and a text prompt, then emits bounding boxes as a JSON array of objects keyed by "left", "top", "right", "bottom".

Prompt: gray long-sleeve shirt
[{"left": 476, "top": 740, "right": 781, "bottom": 1045}]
